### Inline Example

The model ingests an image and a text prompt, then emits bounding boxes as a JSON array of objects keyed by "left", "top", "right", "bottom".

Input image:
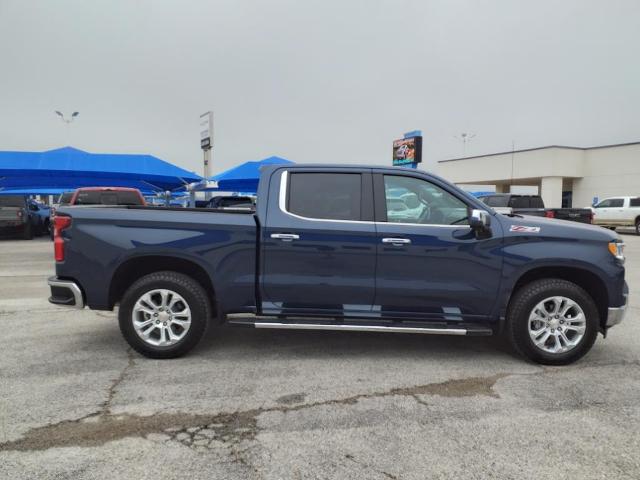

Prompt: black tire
[
  {"left": 118, "top": 271, "right": 211, "bottom": 359},
  {"left": 635, "top": 218, "right": 640, "bottom": 235},
  {"left": 506, "top": 278, "right": 599, "bottom": 365},
  {"left": 608, "top": 227, "right": 617, "bottom": 231},
  {"left": 22, "top": 222, "right": 33, "bottom": 240}
]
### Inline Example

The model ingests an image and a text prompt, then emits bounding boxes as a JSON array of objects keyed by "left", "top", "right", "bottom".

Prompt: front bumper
[
  {"left": 48, "top": 276, "right": 85, "bottom": 309},
  {"left": 606, "top": 293, "right": 628, "bottom": 328}
]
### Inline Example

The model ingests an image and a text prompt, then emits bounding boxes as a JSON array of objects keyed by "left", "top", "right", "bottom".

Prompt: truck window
[
  {"left": 530, "top": 197, "right": 544, "bottom": 208},
  {"left": 287, "top": 173, "right": 362, "bottom": 221},
  {"left": 510, "top": 196, "right": 530, "bottom": 209},
  {"left": 608, "top": 199, "right": 624, "bottom": 208},
  {"left": 484, "top": 196, "right": 508, "bottom": 207},
  {"left": 75, "top": 191, "right": 144, "bottom": 206},
  {"left": 383, "top": 175, "right": 468, "bottom": 225},
  {"left": 58, "top": 192, "right": 74, "bottom": 206},
  {"left": 630, "top": 198, "right": 640, "bottom": 207},
  {"left": 0, "top": 196, "right": 25, "bottom": 207}
]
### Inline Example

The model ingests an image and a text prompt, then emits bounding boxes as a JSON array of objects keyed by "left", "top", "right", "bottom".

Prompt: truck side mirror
[{"left": 469, "top": 209, "right": 491, "bottom": 229}]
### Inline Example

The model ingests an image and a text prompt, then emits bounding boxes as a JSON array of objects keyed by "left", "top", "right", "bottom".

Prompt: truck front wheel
[
  {"left": 119, "top": 271, "right": 210, "bottom": 358},
  {"left": 506, "top": 279, "right": 598, "bottom": 365}
]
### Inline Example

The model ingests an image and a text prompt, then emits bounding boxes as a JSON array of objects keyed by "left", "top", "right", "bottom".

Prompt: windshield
[{"left": 58, "top": 192, "right": 74, "bottom": 206}]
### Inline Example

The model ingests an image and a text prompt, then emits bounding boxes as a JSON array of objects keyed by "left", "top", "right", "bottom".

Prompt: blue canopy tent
[
  {"left": 208, "top": 156, "right": 294, "bottom": 193},
  {"left": 0, "top": 146, "right": 202, "bottom": 195}
]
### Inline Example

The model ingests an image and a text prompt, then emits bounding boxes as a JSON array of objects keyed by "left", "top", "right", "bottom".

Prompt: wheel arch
[
  {"left": 109, "top": 255, "right": 216, "bottom": 316},
  {"left": 507, "top": 266, "right": 609, "bottom": 330}
]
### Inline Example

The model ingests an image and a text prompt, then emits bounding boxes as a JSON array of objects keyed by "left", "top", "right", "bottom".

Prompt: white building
[{"left": 436, "top": 141, "right": 640, "bottom": 208}]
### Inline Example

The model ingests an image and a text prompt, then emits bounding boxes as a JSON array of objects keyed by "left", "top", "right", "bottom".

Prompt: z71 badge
[{"left": 510, "top": 225, "right": 541, "bottom": 233}]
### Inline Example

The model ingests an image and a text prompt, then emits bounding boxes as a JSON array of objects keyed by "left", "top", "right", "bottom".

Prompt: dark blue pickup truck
[{"left": 48, "top": 165, "right": 628, "bottom": 365}]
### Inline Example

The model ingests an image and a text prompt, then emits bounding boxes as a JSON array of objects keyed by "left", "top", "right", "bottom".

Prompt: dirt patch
[
  {"left": 0, "top": 373, "right": 505, "bottom": 452},
  {"left": 0, "top": 410, "right": 260, "bottom": 452}
]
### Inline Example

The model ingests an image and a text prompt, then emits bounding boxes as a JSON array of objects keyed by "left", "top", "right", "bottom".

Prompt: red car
[{"left": 50, "top": 187, "right": 146, "bottom": 239}]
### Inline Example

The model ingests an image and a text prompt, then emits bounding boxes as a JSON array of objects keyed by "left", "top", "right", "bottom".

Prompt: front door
[
  {"left": 261, "top": 169, "right": 377, "bottom": 316},
  {"left": 373, "top": 173, "right": 503, "bottom": 322}
]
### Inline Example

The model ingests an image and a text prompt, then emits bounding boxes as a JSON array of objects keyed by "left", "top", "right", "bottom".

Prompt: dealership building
[{"left": 436, "top": 141, "right": 640, "bottom": 208}]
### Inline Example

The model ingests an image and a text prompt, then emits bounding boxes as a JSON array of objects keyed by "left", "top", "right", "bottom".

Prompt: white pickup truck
[{"left": 592, "top": 196, "right": 640, "bottom": 234}]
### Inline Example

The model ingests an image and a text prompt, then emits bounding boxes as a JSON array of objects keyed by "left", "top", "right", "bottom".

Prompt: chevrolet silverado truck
[
  {"left": 47, "top": 165, "right": 628, "bottom": 365},
  {"left": 477, "top": 194, "right": 593, "bottom": 224}
]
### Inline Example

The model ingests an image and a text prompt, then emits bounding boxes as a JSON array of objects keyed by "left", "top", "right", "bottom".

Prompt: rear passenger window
[
  {"left": 630, "top": 198, "right": 640, "bottom": 207},
  {"left": 287, "top": 173, "right": 362, "bottom": 221},
  {"left": 510, "top": 197, "right": 530, "bottom": 209}
]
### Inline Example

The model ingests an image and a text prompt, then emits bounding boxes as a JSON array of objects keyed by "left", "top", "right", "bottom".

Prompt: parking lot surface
[{"left": 1, "top": 233, "right": 639, "bottom": 479}]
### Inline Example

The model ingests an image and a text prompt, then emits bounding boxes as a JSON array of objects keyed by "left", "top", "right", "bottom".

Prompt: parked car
[
  {"left": 478, "top": 194, "right": 593, "bottom": 224},
  {"left": 27, "top": 200, "right": 51, "bottom": 235},
  {"left": 591, "top": 196, "right": 640, "bottom": 234},
  {"left": 47, "top": 165, "right": 627, "bottom": 365},
  {"left": 0, "top": 195, "right": 41, "bottom": 239}
]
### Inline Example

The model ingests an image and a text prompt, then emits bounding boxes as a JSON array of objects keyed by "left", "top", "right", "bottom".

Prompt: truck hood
[{"left": 497, "top": 213, "right": 618, "bottom": 242}]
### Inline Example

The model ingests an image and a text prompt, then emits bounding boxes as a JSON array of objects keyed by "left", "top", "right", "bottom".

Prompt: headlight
[{"left": 608, "top": 241, "right": 625, "bottom": 262}]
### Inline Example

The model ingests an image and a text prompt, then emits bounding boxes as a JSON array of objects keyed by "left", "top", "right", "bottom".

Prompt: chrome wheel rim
[
  {"left": 132, "top": 289, "right": 191, "bottom": 347},
  {"left": 528, "top": 296, "right": 586, "bottom": 354}
]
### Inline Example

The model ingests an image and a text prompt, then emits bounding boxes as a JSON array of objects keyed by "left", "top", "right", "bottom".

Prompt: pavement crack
[
  {"left": 101, "top": 348, "right": 136, "bottom": 416},
  {"left": 345, "top": 453, "right": 399, "bottom": 479},
  {"left": 0, "top": 373, "right": 506, "bottom": 452}
]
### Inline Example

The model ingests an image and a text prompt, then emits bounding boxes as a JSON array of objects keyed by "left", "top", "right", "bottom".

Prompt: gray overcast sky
[{"left": 1, "top": 0, "right": 639, "bottom": 176}]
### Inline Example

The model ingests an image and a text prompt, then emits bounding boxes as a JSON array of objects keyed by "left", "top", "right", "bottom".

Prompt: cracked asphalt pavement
[{"left": 1, "top": 233, "right": 639, "bottom": 479}]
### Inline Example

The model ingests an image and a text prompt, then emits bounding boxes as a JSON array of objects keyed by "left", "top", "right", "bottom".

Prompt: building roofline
[{"left": 438, "top": 141, "right": 640, "bottom": 163}]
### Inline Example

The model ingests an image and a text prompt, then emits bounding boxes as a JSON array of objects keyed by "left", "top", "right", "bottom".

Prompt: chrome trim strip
[
  {"left": 252, "top": 322, "right": 467, "bottom": 335},
  {"left": 48, "top": 277, "right": 85, "bottom": 309},
  {"left": 277, "top": 169, "right": 469, "bottom": 228},
  {"left": 382, "top": 237, "right": 411, "bottom": 245},
  {"left": 606, "top": 294, "right": 628, "bottom": 327}
]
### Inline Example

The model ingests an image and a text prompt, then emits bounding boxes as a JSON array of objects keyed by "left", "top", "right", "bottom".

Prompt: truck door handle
[
  {"left": 382, "top": 237, "right": 411, "bottom": 246},
  {"left": 271, "top": 233, "right": 300, "bottom": 242}
]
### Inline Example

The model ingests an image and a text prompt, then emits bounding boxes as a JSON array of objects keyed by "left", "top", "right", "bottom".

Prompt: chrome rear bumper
[
  {"left": 606, "top": 294, "right": 628, "bottom": 328},
  {"left": 48, "top": 276, "right": 85, "bottom": 309}
]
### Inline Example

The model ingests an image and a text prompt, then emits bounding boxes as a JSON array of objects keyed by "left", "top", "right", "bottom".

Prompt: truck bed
[{"left": 56, "top": 205, "right": 258, "bottom": 312}]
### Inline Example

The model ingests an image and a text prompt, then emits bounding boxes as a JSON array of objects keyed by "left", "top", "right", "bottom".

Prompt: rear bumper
[
  {"left": 606, "top": 293, "right": 628, "bottom": 328},
  {"left": 48, "top": 276, "right": 85, "bottom": 309}
]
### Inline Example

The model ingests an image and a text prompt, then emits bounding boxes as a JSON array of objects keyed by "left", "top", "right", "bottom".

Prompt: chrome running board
[
  {"left": 227, "top": 316, "right": 469, "bottom": 336},
  {"left": 254, "top": 322, "right": 467, "bottom": 335}
]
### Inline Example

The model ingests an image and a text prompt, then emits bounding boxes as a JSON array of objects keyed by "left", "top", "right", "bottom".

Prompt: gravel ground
[{"left": 1, "top": 232, "right": 639, "bottom": 479}]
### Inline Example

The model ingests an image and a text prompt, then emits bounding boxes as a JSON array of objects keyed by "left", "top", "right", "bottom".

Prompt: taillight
[
  {"left": 589, "top": 211, "right": 594, "bottom": 224},
  {"left": 545, "top": 210, "right": 555, "bottom": 218},
  {"left": 54, "top": 216, "right": 72, "bottom": 262}
]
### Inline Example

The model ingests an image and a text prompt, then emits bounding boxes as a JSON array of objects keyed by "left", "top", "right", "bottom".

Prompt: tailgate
[
  {"left": 552, "top": 209, "right": 592, "bottom": 223},
  {"left": 0, "top": 207, "right": 21, "bottom": 222}
]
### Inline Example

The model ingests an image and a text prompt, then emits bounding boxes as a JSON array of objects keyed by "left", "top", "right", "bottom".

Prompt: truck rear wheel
[
  {"left": 635, "top": 218, "right": 640, "bottom": 235},
  {"left": 506, "top": 279, "right": 598, "bottom": 365},
  {"left": 118, "top": 271, "right": 210, "bottom": 359}
]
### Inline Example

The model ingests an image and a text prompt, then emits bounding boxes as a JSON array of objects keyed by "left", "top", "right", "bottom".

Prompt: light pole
[
  {"left": 454, "top": 132, "right": 476, "bottom": 156},
  {"left": 55, "top": 111, "right": 79, "bottom": 124}
]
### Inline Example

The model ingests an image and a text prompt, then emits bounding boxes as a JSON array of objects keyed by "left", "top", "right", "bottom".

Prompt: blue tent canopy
[
  {"left": 209, "top": 156, "right": 294, "bottom": 192},
  {"left": 0, "top": 146, "right": 202, "bottom": 195}
]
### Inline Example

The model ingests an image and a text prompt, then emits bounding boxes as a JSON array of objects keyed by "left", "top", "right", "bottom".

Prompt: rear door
[
  {"left": 594, "top": 198, "right": 621, "bottom": 224},
  {"left": 261, "top": 168, "right": 377, "bottom": 316},
  {"left": 373, "top": 172, "right": 503, "bottom": 321}
]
